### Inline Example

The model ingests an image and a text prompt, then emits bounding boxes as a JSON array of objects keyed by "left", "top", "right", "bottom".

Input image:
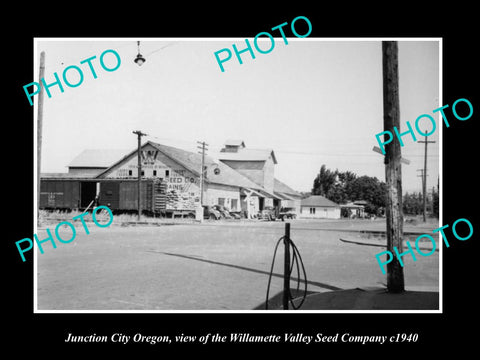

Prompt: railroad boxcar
[
  {"left": 39, "top": 179, "right": 89, "bottom": 210},
  {"left": 40, "top": 177, "right": 195, "bottom": 217}
]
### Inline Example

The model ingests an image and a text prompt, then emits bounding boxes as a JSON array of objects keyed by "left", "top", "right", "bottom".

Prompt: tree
[
  {"left": 312, "top": 165, "right": 337, "bottom": 196},
  {"left": 432, "top": 187, "right": 439, "bottom": 218},
  {"left": 337, "top": 171, "right": 357, "bottom": 184},
  {"left": 403, "top": 192, "right": 422, "bottom": 215},
  {"left": 327, "top": 170, "right": 357, "bottom": 204},
  {"left": 346, "top": 176, "right": 387, "bottom": 215},
  {"left": 311, "top": 165, "right": 386, "bottom": 215}
]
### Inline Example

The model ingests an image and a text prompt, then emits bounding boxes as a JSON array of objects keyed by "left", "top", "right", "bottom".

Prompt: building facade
[
  {"left": 217, "top": 140, "right": 278, "bottom": 204},
  {"left": 40, "top": 140, "right": 301, "bottom": 219},
  {"left": 300, "top": 195, "right": 341, "bottom": 219}
]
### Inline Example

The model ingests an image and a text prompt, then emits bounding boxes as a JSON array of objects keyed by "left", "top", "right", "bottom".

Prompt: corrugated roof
[
  {"left": 41, "top": 172, "right": 97, "bottom": 179},
  {"left": 275, "top": 192, "right": 295, "bottom": 201},
  {"left": 68, "top": 149, "right": 130, "bottom": 168},
  {"left": 149, "top": 142, "right": 282, "bottom": 197},
  {"left": 149, "top": 141, "right": 265, "bottom": 190},
  {"left": 274, "top": 178, "right": 301, "bottom": 197},
  {"left": 56, "top": 142, "right": 286, "bottom": 200},
  {"left": 301, "top": 195, "right": 340, "bottom": 208}
]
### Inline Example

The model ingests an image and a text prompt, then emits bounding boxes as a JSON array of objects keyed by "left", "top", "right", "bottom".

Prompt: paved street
[{"left": 36, "top": 219, "right": 440, "bottom": 311}]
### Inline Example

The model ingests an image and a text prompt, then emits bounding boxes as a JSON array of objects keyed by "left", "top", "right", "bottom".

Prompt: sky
[{"left": 35, "top": 38, "right": 440, "bottom": 194}]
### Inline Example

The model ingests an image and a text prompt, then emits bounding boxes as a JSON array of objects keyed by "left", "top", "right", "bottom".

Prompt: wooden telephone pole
[
  {"left": 418, "top": 131, "right": 435, "bottom": 222},
  {"left": 37, "top": 51, "right": 45, "bottom": 224},
  {"left": 197, "top": 141, "right": 208, "bottom": 206},
  {"left": 133, "top": 130, "right": 147, "bottom": 221},
  {"left": 382, "top": 41, "right": 404, "bottom": 293}
]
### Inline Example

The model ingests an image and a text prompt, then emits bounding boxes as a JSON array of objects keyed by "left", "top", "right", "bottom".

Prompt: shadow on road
[{"left": 146, "top": 250, "right": 343, "bottom": 293}]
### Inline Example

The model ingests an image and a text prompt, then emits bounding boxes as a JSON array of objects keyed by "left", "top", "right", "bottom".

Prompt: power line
[{"left": 144, "top": 134, "right": 439, "bottom": 159}]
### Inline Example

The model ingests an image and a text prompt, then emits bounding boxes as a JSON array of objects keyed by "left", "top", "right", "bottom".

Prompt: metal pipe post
[{"left": 283, "top": 222, "right": 291, "bottom": 310}]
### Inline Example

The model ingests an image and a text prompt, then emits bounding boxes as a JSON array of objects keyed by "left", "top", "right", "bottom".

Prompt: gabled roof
[
  {"left": 274, "top": 178, "right": 301, "bottom": 198},
  {"left": 149, "top": 142, "right": 280, "bottom": 198},
  {"left": 301, "top": 195, "right": 340, "bottom": 208},
  {"left": 93, "top": 141, "right": 278, "bottom": 197},
  {"left": 68, "top": 149, "right": 129, "bottom": 168},
  {"left": 218, "top": 148, "right": 278, "bottom": 164}
]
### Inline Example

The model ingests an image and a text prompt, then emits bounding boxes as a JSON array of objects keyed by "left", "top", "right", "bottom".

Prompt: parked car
[
  {"left": 278, "top": 207, "right": 297, "bottom": 221},
  {"left": 203, "top": 205, "right": 221, "bottom": 220},
  {"left": 213, "top": 205, "right": 233, "bottom": 219},
  {"left": 259, "top": 206, "right": 277, "bottom": 221},
  {"left": 229, "top": 210, "right": 246, "bottom": 219},
  {"left": 229, "top": 211, "right": 241, "bottom": 219}
]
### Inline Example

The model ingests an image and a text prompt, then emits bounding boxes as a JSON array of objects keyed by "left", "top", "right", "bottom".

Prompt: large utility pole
[
  {"left": 133, "top": 130, "right": 147, "bottom": 221},
  {"left": 197, "top": 141, "right": 208, "bottom": 206},
  {"left": 37, "top": 51, "right": 45, "bottom": 224},
  {"left": 382, "top": 41, "right": 404, "bottom": 293},
  {"left": 418, "top": 131, "right": 435, "bottom": 222}
]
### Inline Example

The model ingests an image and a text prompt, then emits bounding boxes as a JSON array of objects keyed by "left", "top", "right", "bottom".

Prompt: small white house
[{"left": 300, "top": 195, "right": 341, "bottom": 219}]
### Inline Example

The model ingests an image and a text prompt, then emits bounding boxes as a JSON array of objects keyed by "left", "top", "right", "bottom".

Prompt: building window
[
  {"left": 218, "top": 198, "right": 225, "bottom": 206},
  {"left": 128, "top": 170, "right": 132, "bottom": 176},
  {"left": 153, "top": 170, "right": 157, "bottom": 176},
  {"left": 141, "top": 170, "right": 145, "bottom": 176},
  {"left": 165, "top": 170, "right": 170, "bottom": 177},
  {"left": 310, "top": 207, "right": 316, "bottom": 214}
]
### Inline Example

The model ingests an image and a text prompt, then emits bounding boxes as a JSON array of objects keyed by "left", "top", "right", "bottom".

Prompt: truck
[{"left": 277, "top": 207, "right": 297, "bottom": 221}]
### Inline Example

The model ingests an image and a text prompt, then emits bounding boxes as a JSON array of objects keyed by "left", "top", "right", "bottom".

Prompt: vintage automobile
[
  {"left": 277, "top": 207, "right": 297, "bottom": 221},
  {"left": 203, "top": 205, "right": 222, "bottom": 220},
  {"left": 259, "top": 206, "right": 277, "bottom": 221},
  {"left": 213, "top": 205, "right": 233, "bottom": 219},
  {"left": 228, "top": 211, "right": 242, "bottom": 219}
]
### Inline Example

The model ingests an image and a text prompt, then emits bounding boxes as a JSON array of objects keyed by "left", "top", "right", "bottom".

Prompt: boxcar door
[
  {"left": 80, "top": 182, "right": 97, "bottom": 208},
  {"left": 99, "top": 181, "right": 120, "bottom": 210}
]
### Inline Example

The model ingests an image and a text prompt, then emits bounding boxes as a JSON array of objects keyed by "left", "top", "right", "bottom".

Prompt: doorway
[
  {"left": 259, "top": 197, "right": 265, "bottom": 211},
  {"left": 80, "top": 182, "right": 97, "bottom": 208}
]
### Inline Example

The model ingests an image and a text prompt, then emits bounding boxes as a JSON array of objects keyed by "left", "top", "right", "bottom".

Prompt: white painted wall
[
  {"left": 204, "top": 183, "right": 240, "bottom": 210},
  {"left": 300, "top": 206, "right": 340, "bottom": 219}
]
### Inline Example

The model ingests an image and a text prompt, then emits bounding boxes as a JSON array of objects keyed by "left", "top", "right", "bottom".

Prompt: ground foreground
[{"left": 36, "top": 218, "right": 440, "bottom": 311}]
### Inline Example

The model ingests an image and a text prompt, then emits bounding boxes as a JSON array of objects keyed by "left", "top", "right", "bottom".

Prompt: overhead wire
[{"left": 142, "top": 134, "right": 439, "bottom": 159}]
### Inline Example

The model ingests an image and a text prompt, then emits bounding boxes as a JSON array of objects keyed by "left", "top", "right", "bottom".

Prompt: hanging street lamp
[{"left": 134, "top": 41, "right": 146, "bottom": 66}]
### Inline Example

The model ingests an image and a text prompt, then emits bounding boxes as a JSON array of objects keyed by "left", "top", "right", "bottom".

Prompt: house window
[
  {"left": 141, "top": 170, "right": 145, "bottom": 176},
  {"left": 128, "top": 170, "right": 132, "bottom": 176},
  {"left": 153, "top": 170, "right": 157, "bottom": 176},
  {"left": 231, "top": 199, "right": 238, "bottom": 211},
  {"left": 218, "top": 198, "right": 225, "bottom": 206},
  {"left": 310, "top": 207, "right": 316, "bottom": 214}
]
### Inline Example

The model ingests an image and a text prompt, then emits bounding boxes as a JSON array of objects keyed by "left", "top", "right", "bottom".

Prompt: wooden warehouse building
[{"left": 40, "top": 140, "right": 302, "bottom": 218}]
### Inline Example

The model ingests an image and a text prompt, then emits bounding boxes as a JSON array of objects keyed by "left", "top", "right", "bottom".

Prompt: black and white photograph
[{"left": 32, "top": 37, "right": 440, "bottom": 312}]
